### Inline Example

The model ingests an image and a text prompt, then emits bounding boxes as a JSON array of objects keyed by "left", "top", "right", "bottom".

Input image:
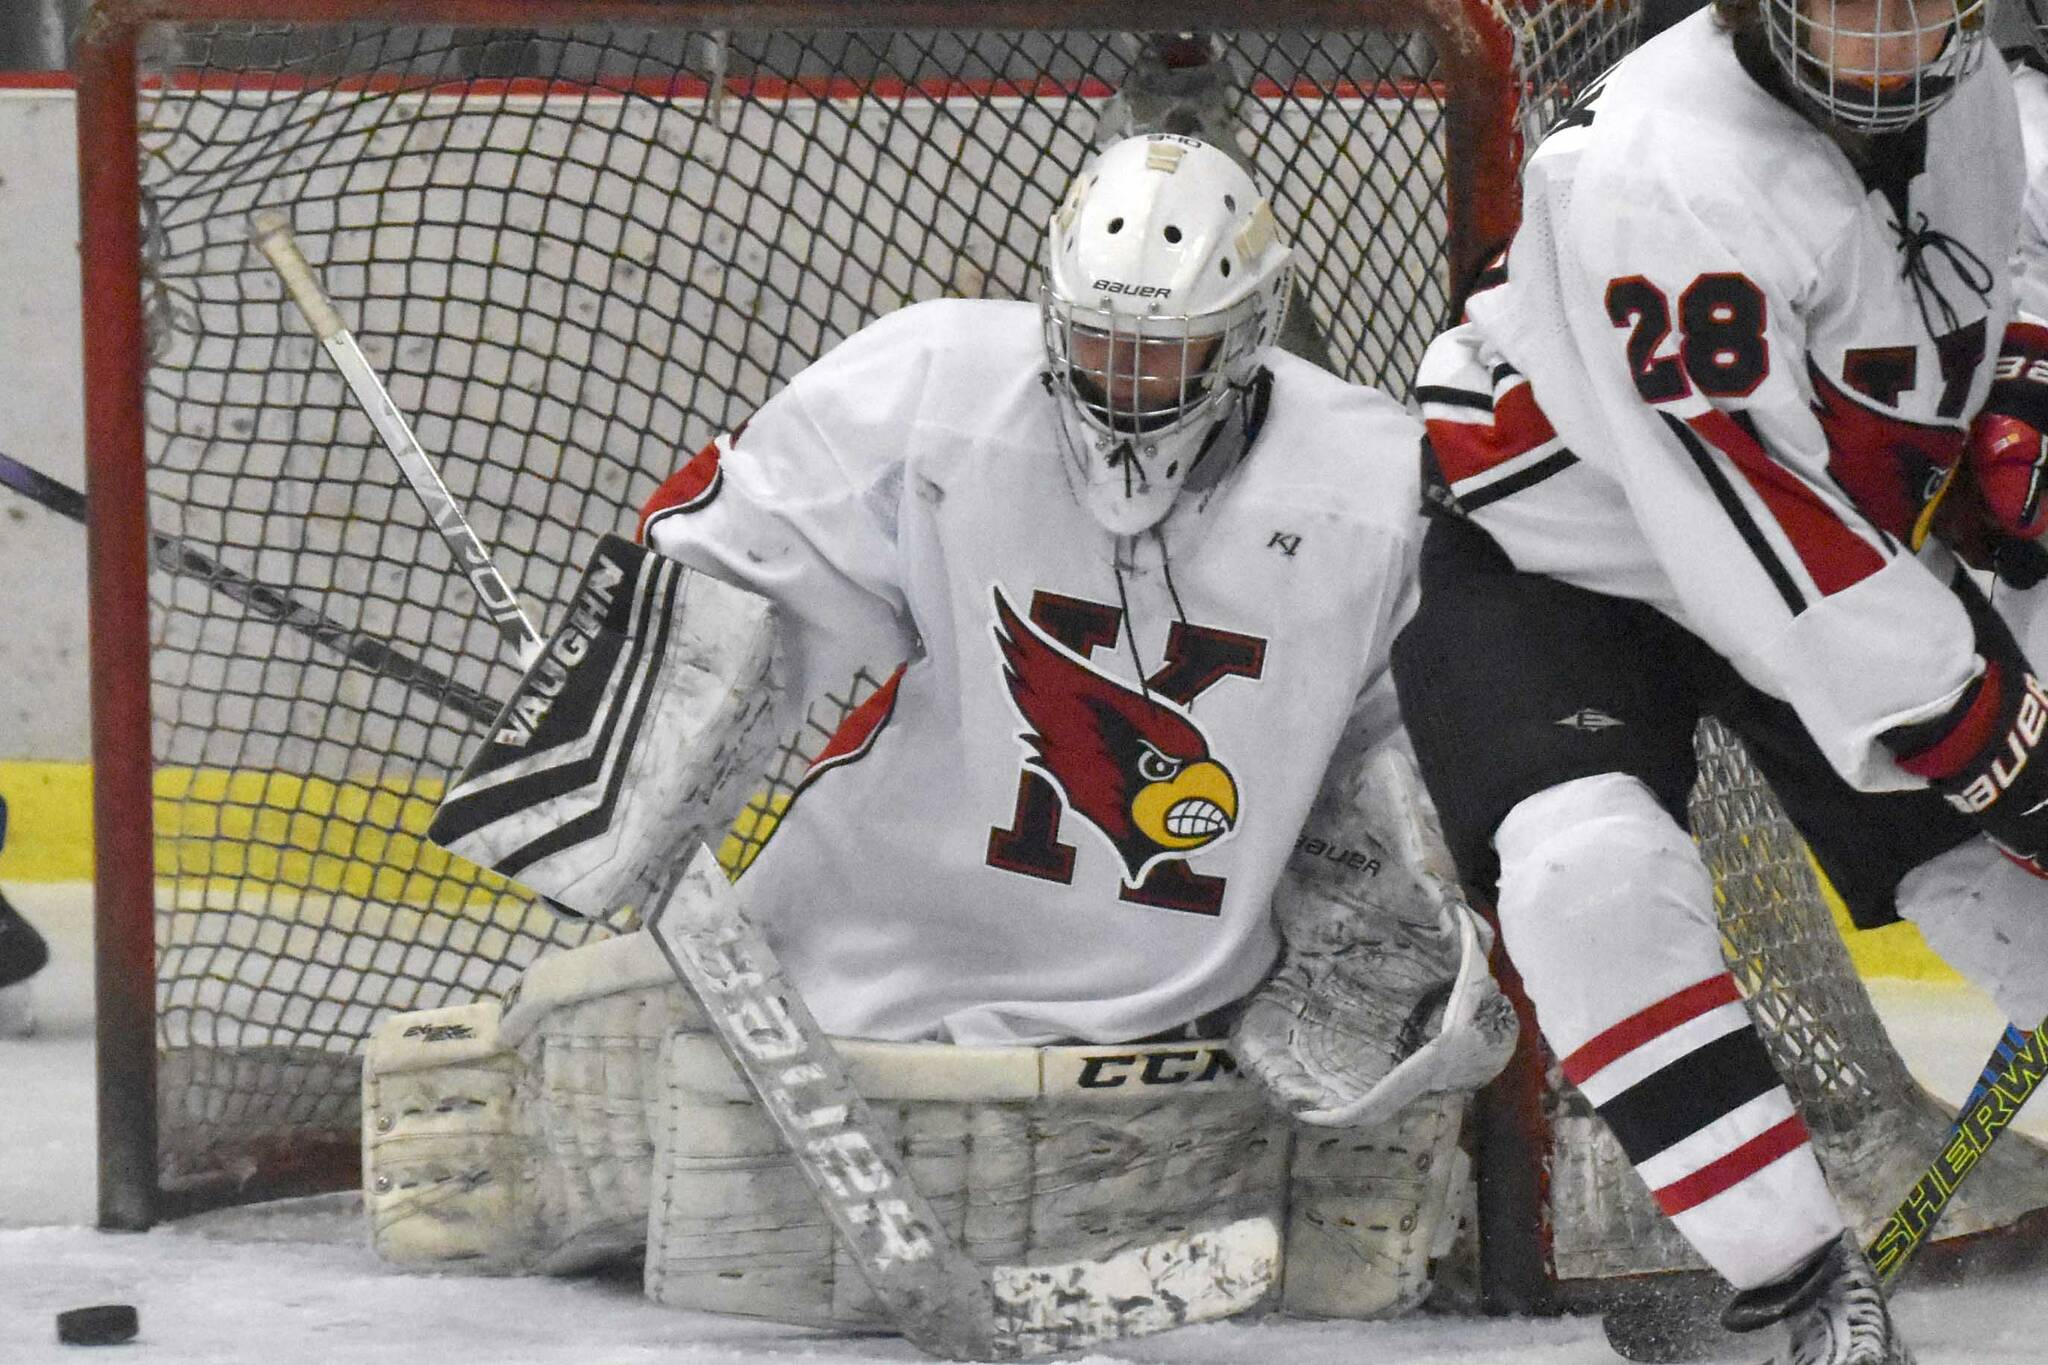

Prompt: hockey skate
[
  {"left": 1721, "top": 1232, "right": 1914, "bottom": 1365},
  {"left": 0, "top": 890, "right": 49, "bottom": 1038}
]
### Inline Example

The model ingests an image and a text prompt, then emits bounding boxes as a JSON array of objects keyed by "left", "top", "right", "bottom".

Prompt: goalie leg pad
[
  {"left": 364, "top": 931, "right": 705, "bottom": 1274},
  {"left": 1281, "top": 1090, "right": 1471, "bottom": 1320},
  {"left": 363, "top": 1001, "right": 537, "bottom": 1273},
  {"left": 643, "top": 1029, "right": 1472, "bottom": 1326},
  {"left": 644, "top": 1033, "right": 1290, "bottom": 1328}
]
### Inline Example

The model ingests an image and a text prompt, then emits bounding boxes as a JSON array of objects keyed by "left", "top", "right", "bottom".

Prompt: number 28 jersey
[{"left": 1422, "top": 9, "right": 2024, "bottom": 788}]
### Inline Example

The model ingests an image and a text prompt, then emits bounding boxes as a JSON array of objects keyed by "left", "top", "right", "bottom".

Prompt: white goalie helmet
[
  {"left": 1042, "top": 133, "right": 1294, "bottom": 536},
  {"left": 1757, "top": 0, "right": 1989, "bottom": 132}
]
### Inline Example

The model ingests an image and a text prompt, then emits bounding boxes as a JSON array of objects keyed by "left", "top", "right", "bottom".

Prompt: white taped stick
[
  {"left": 646, "top": 847, "right": 1278, "bottom": 1359},
  {"left": 248, "top": 210, "right": 542, "bottom": 668}
]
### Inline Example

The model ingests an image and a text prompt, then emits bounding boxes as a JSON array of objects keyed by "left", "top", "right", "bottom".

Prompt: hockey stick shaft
[
  {"left": 0, "top": 447, "right": 499, "bottom": 726},
  {"left": 248, "top": 211, "right": 543, "bottom": 670},
  {"left": 646, "top": 850, "right": 1000, "bottom": 1358},
  {"left": 1869, "top": 1020, "right": 2046, "bottom": 1283}
]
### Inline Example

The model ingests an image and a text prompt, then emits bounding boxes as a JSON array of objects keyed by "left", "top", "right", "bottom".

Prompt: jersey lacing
[
  {"left": 1110, "top": 535, "right": 1191, "bottom": 702},
  {"left": 1891, "top": 209, "right": 1994, "bottom": 341},
  {"left": 1042, "top": 365, "right": 1272, "bottom": 698}
]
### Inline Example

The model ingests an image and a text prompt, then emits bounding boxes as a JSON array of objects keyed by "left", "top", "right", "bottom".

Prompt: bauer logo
[
  {"left": 1943, "top": 671, "right": 2048, "bottom": 814},
  {"left": 1292, "top": 835, "right": 1381, "bottom": 876},
  {"left": 1091, "top": 279, "right": 1173, "bottom": 299}
]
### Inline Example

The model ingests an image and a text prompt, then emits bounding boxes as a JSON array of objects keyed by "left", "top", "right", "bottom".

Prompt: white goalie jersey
[
  {"left": 1422, "top": 9, "right": 2024, "bottom": 789},
  {"left": 640, "top": 296, "right": 1422, "bottom": 1046}
]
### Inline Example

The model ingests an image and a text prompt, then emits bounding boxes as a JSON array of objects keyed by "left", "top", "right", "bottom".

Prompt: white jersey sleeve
[{"left": 638, "top": 309, "right": 927, "bottom": 710}]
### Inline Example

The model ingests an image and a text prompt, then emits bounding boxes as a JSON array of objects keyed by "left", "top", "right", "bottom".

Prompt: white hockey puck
[{"left": 55, "top": 1304, "right": 139, "bottom": 1346}]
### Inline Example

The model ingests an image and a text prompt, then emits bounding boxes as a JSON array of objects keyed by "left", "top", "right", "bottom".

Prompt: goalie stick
[
  {"left": 0, "top": 447, "right": 497, "bottom": 727},
  {"left": 249, "top": 211, "right": 542, "bottom": 670},
  {"left": 254, "top": 213, "right": 1280, "bottom": 1357},
  {"left": 1603, "top": 1020, "right": 2048, "bottom": 1363}
]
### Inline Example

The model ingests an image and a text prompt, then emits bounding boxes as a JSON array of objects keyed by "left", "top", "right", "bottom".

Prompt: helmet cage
[
  {"left": 1041, "top": 287, "right": 1270, "bottom": 444},
  {"left": 1761, "top": 0, "right": 1988, "bottom": 133}
]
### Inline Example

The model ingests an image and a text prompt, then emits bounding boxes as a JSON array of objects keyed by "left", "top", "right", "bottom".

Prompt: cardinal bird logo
[
  {"left": 992, "top": 587, "right": 1239, "bottom": 886},
  {"left": 1808, "top": 359, "right": 1966, "bottom": 545}
]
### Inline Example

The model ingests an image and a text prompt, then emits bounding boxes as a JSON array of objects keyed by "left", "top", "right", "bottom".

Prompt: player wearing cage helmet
[
  {"left": 371, "top": 129, "right": 1522, "bottom": 1329},
  {"left": 633, "top": 130, "right": 1490, "bottom": 1061},
  {"left": 1040, "top": 134, "right": 1293, "bottom": 534},
  {"left": 1394, "top": 0, "right": 2034, "bottom": 1360}
]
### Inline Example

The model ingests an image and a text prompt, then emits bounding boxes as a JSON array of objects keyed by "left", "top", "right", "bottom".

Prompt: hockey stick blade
[
  {"left": 1602, "top": 1021, "right": 2048, "bottom": 1363},
  {"left": 644, "top": 846, "right": 1280, "bottom": 1361},
  {"left": 248, "top": 210, "right": 543, "bottom": 668},
  {"left": 0, "top": 447, "right": 499, "bottom": 726}
]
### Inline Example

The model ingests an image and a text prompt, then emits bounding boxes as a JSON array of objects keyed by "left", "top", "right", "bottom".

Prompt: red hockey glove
[{"left": 1968, "top": 322, "right": 2048, "bottom": 541}]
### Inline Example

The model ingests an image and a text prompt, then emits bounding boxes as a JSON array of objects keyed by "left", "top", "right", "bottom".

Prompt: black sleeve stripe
[
  {"left": 1455, "top": 449, "right": 1581, "bottom": 511},
  {"left": 1414, "top": 383, "right": 1494, "bottom": 412},
  {"left": 1662, "top": 411, "right": 1810, "bottom": 615}
]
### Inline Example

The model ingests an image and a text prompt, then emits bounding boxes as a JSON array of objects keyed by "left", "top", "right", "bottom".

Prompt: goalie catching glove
[{"left": 1232, "top": 744, "right": 1518, "bottom": 1128}]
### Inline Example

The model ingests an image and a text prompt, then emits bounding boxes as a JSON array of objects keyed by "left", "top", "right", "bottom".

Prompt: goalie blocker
[{"left": 427, "top": 532, "right": 780, "bottom": 917}]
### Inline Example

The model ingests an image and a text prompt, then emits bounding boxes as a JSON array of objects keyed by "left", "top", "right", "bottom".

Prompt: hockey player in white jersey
[
  {"left": 632, "top": 131, "right": 1493, "bottom": 1056},
  {"left": 377, "top": 133, "right": 1516, "bottom": 1327},
  {"left": 1395, "top": 1, "right": 2048, "bottom": 1361}
]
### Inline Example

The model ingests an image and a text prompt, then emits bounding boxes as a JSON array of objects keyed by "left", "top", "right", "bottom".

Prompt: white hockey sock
[{"left": 1495, "top": 773, "right": 1844, "bottom": 1289}]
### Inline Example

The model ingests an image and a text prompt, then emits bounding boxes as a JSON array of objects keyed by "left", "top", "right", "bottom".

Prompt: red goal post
[
  {"left": 78, "top": 0, "right": 2047, "bottom": 1324},
  {"left": 68, "top": 0, "right": 1564, "bottom": 1236}
]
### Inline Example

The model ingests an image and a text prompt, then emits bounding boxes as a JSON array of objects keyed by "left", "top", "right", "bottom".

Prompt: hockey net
[{"left": 75, "top": 0, "right": 2048, "bottom": 1309}]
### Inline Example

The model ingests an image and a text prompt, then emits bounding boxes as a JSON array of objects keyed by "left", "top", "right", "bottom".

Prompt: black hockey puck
[{"left": 55, "top": 1304, "right": 139, "bottom": 1346}]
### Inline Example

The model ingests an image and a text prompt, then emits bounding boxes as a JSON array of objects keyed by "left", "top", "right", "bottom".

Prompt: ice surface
[{"left": 4, "top": 881, "right": 2045, "bottom": 1365}]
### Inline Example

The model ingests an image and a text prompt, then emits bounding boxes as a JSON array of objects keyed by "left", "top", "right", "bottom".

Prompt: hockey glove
[
  {"left": 1232, "top": 745, "right": 1517, "bottom": 1129},
  {"left": 1883, "top": 572, "right": 2048, "bottom": 878},
  {"left": 1957, "top": 322, "right": 2048, "bottom": 586}
]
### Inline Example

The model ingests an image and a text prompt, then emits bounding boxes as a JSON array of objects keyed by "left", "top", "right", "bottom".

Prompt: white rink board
[{"left": 0, "top": 88, "right": 89, "bottom": 763}]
